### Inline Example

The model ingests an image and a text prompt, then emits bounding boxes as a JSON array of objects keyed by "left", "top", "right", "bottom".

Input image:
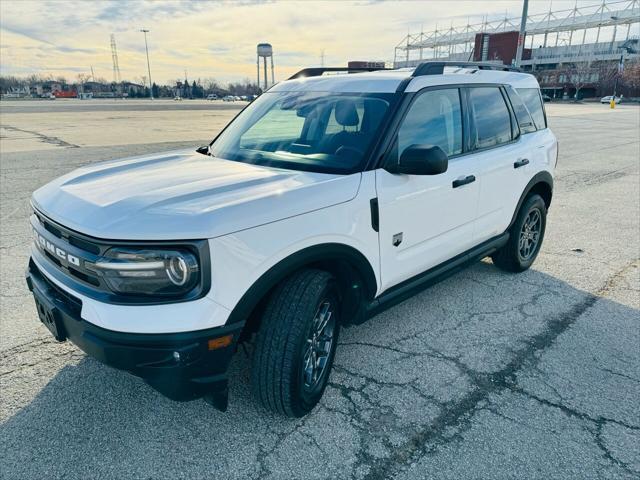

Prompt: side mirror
[
  {"left": 385, "top": 144, "right": 448, "bottom": 175},
  {"left": 196, "top": 145, "right": 210, "bottom": 156}
]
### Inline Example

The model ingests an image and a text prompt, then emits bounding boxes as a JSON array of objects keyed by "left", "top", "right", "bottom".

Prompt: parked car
[
  {"left": 206, "top": 94, "right": 218, "bottom": 101},
  {"left": 26, "top": 62, "right": 557, "bottom": 417},
  {"left": 173, "top": 96, "right": 183, "bottom": 101},
  {"left": 222, "top": 95, "right": 235, "bottom": 102},
  {"left": 600, "top": 95, "right": 621, "bottom": 104}
]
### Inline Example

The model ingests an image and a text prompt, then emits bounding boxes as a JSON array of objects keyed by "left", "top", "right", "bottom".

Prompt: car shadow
[{"left": 1, "top": 261, "right": 638, "bottom": 478}]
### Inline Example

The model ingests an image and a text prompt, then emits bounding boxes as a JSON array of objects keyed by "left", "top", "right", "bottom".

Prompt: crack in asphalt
[
  {"left": 513, "top": 387, "right": 639, "bottom": 475},
  {"left": 331, "top": 259, "right": 638, "bottom": 480},
  {"left": 358, "top": 294, "right": 598, "bottom": 479},
  {"left": 1, "top": 125, "right": 79, "bottom": 149}
]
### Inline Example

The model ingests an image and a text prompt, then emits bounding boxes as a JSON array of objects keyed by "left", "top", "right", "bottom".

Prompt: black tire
[
  {"left": 492, "top": 194, "right": 547, "bottom": 273},
  {"left": 251, "top": 269, "right": 340, "bottom": 417}
]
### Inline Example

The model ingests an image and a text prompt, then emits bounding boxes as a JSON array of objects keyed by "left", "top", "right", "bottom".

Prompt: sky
[{"left": 0, "top": 0, "right": 627, "bottom": 85}]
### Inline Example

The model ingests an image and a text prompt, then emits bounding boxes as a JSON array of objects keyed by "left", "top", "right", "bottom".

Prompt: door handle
[
  {"left": 514, "top": 158, "right": 530, "bottom": 169},
  {"left": 452, "top": 175, "right": 476, "bottom": 188}
]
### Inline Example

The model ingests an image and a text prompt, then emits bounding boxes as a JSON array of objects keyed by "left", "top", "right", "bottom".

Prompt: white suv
[{"left": 26, "top": 62, "right": 557, "bottom": 417}]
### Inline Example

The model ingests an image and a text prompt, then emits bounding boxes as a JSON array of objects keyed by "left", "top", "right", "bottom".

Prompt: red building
[{"left": 472, "top": 31, "right": 531, "bottom": 65}]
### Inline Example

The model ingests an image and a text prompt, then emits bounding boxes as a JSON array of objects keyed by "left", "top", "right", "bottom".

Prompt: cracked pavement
[{"left": 1, "top": 101, "right": 639, "bottom": 479}]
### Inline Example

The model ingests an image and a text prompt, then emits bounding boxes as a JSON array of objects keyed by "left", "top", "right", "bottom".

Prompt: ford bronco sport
[{"left": 27, "top": 62, "right": 557, "bottom": 417}]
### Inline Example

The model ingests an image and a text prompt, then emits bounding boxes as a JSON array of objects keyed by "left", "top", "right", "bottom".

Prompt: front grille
[{"left": 32, "top": 210, "right": 106, "bottom": 292}]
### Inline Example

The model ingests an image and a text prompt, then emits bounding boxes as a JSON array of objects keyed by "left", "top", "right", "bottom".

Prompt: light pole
[
  {"left": 140, "top": 29, "right": 153, "bottom": 100},
  {"left": 514, "top": 0, "right": 529, "bottom": 68}
]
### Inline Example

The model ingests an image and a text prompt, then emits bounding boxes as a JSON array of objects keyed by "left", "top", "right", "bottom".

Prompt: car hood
[{"left": 32, "top": 149, "right": 361, "bottom": 240}]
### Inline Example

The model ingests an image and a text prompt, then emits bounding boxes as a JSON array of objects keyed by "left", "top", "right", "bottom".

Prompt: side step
[{"left": 365, "top": 233, "right": 509, "bottom": 319}]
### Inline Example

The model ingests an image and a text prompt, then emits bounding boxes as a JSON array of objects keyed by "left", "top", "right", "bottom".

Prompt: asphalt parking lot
[{"left": 1, "top": 99, "right": 638, "bottom": 479}]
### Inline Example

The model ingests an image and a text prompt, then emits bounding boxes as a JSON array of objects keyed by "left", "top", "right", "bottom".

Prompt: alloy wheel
[
  {"left": 302, "top": 300, "right": 335, "bottom": 390},
  {"left": 519, "top": 208, "right": 542, "bottom": 260}
]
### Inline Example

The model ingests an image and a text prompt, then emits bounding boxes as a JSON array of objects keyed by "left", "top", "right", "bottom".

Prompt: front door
[{"left": 376, "top": 87, "right": 480, "bottom": 292}]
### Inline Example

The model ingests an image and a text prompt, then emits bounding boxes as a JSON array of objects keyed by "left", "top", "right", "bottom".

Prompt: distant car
[
  {"left": 600, "top": 95, "right": 621, "bottom": 104},
  {"left": 206, "top": 94, "right": 218, "bottom": 101},
  {"left": 174, "top": 96, "right": 183, "bottom": 101},
  {"left": 222, "top": 95, "right": 235, "bottom": 102},
  {"left": 240, "top": 95, "right": 248, "bottom": 101},
  {"left": 541, "top": 94, "right": 551, "bottom": 102}
]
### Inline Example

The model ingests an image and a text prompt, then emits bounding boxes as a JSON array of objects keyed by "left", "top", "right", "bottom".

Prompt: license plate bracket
[{"left": 32, "top": 288, "right": 66, "bottom": 342}]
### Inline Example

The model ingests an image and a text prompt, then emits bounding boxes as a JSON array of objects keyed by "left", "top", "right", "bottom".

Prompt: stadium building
[{"left": 393, "top": 0, "right": 640, "bottom": 99}]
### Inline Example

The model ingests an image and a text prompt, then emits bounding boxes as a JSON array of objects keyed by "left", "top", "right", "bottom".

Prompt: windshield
[{"left": 210, "top": 91, "right": 394, "bottom": 174}]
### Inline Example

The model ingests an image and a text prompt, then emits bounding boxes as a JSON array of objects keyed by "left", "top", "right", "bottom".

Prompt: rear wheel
[
  {"left": 251, "top": 269, "right": 339, "bottom": 417},
  {"left": 492, "top": 194, "right": 546, "bottom": 272}
]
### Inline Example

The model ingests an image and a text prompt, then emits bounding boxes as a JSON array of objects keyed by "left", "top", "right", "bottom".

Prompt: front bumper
[{"left": 26, "top": 259, "right": 243, "bottom": 409}]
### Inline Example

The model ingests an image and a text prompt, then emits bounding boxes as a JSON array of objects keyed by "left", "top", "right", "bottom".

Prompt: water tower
[{"left": 257, "top": 43, "right": 275, "bottom": 91}]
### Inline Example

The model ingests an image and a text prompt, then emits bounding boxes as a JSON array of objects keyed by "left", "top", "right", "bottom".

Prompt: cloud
[{"left": 0, "top": 0, "right": 604, "bottom": 84}]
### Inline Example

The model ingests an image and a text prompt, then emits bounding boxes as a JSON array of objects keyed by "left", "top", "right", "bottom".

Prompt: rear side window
[
  {"left": 516, "top": 88, "right": 547, "bottom": 130},
  {"left": 396, "top": 88, "right": 463, "bottom": 157},
  {"left": 505, "top": 86, "right": 536, "bottom": 134},
  {"left": 468, "top": 87, "right": 512, "bottom": 149}
]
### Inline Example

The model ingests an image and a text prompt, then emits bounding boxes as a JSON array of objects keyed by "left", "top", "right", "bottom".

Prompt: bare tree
[
  {"left": 565, "top": 63, "right": 593, "bottom": 100},
  {"left": 596, "top": 63, "right": 618, "bottom": 96},
  {"left": 76, "top": 73, "right": 91, "bottom": 93},
  {"left": 203, "top": 77, "right": 220, "bottom": 94},
  {"left": 621, "top": 60, "right": 640, "bottom": 91}
]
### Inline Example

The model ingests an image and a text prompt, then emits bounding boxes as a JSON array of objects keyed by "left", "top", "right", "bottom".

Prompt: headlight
[{"left": 90, "top": 247, "right": 200, "bottom": 296}]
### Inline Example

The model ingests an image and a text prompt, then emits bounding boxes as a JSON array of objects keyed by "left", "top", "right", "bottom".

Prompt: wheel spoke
[{"left": 315, "top": 306, "right": 332, "bottom": 336}]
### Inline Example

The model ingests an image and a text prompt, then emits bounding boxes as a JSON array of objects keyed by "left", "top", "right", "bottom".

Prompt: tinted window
[
  {"left": 505, "top": 86, "right": 536, "bottom": 134},
  {"left": 516, "top": 88, "right": 547, "bottom": 130},
  {"left": 397, "top": 88, "right": 463, "bottom": 158},
  {"left": 469, "top": 87, "right": 512, "bottom": 149}
]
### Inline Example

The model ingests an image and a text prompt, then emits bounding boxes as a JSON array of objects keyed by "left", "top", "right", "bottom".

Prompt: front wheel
[
  {"left": 492, "top": 194, "right": 547, "bottom": 273},
  {"left": 251, "top": 269, "right": 339, "bottom": 417}
]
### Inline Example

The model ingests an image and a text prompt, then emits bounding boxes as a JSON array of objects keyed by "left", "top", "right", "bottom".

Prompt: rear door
[
  {"left": 514, "top": 86, "right": 558, "bottom": 175},
  {"left": 466, "top": 86, "right": 532, "bottom": 243},
  {"left": 375, "top": 87, "right": 480, "bottom": 291}
]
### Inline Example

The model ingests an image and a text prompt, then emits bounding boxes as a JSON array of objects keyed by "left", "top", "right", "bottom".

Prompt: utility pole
[
  {"left": 320, "top": 50, "right": 325, "bottom": 67},
  {"left": 110, "top": 34, "right": 122, "bottom": 83},
  {"left": 514, "top": 0, "right": 529, "bottom": 67},
  {"left": 140, "top": 29, "right": 153, "bottom": 99}
]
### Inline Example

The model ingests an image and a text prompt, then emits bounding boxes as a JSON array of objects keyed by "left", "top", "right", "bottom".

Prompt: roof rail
[
  {"left": 412, "top": 62, "right": 521, "bottom": 77},
  {"left": 288, "top": 67, "right": 391, "bottom": 80}
]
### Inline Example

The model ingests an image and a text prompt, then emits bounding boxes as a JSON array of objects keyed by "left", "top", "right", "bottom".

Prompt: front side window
[
  {"left": 469, "top": 87, "right": 513, "bottom": 149},
  {"left": 395, "top": 88, "right": 463, "bottom": 159},
  {"left": 516, "top": 88, "right": 547, "bottom": 130},
  {"left": 210, "top": 91, "right": 393, "bottom": 174}
]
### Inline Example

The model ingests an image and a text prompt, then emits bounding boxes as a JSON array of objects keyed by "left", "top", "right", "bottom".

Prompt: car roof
[{"left": 271, "top": 66, "right": 539, "bottom": 94}]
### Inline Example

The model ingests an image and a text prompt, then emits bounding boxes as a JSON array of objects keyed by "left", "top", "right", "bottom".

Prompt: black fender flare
[
  {"left": 508, "top": 171, "right": 554, "bottom": 229},
  {"left": 225, "top": 243, "right": 378, "bottom": 326}
]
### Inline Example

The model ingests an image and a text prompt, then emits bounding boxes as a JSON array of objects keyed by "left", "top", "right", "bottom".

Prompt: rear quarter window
[
  {"left": 516, "top": 88, "right": 547, "bottom": 130},
  {"left": 506, "top": 86, "right": 537, "bottom": 134}
]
